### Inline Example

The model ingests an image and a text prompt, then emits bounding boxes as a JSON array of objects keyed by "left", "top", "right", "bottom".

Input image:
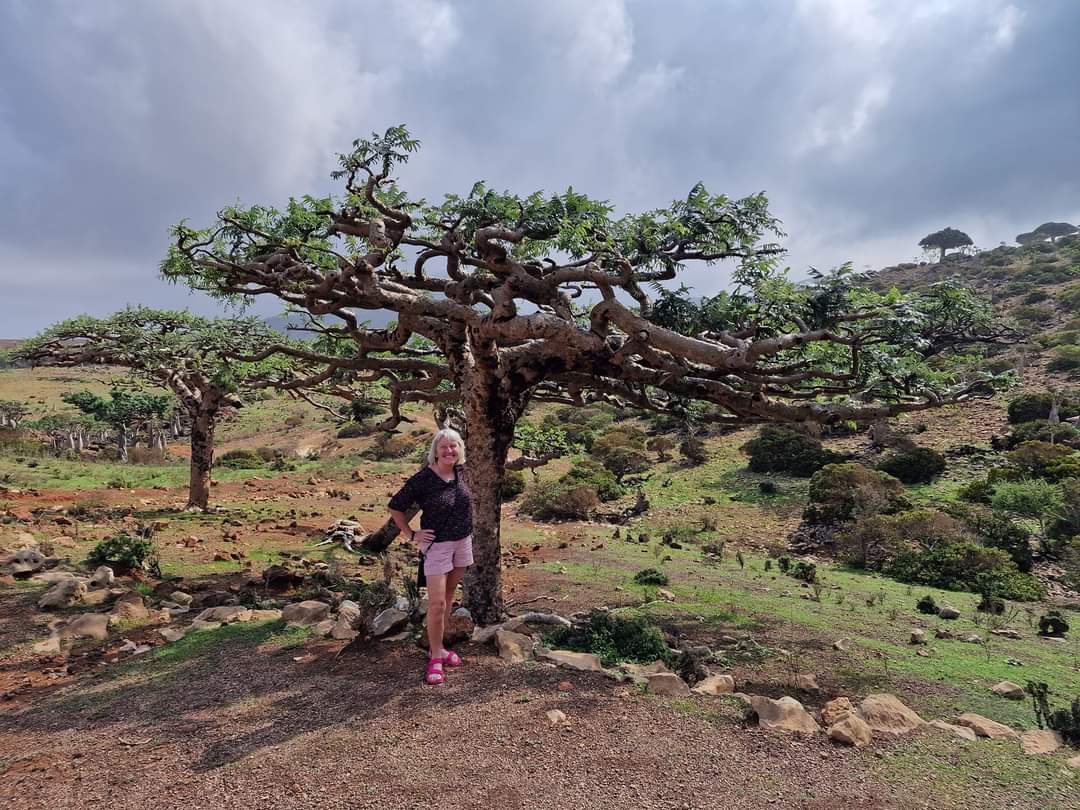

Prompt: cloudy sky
[{"left": 1, "top": 0, "right": 1078, "bottom": 337}]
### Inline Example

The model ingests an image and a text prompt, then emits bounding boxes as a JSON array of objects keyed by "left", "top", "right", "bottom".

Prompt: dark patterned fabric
[{"left": 388, "top": 464, "right": 473, "bottom": 543}]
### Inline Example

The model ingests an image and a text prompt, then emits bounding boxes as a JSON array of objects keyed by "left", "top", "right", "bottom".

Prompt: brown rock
[
  {"left": 692, "top": 674, "right": 736, "bottom": 695},
  {"left": 990, "top": 680, "right": 1025, "bottom": 700},
  {"left": 545, "top": 709, "right": 567, "bottom": 726},
  {"left": 856, "top": 694, "right": 925, "bottom": 736},
  {"left": 820, "top": 697, "right": 854, "bottom": 727},
  {"left": 792, "top": 673, "right": 820, "bottom": 692},
  {"left": 194, "top": 606, "right": 253, "bottom": 624},
  {"left": 496, "top": 629, "right": 534, "bottom": 664},
  {"left": 536, "top": 649, "right": 604, "bottom": 672},
  {"left": 954, "top": 713, "right": 1018, "bottom": 740},
  {"left": 38, "top": 579, "right": 87, "bottom": 610},
  {"left": 828, "top": 715, "right": 872, "bottom": 747},
  {"left": 1019, "top": 729, "right": 1063, "bottom": 755},
  {"left": 647, "top": 672, "right": 691, "bottom": 697},
  {"left": 56, "top": 613, "right": 109, "bottom": 641},
  {"left": 749, "top": 695, "right": 821, "bottom": 735},
  {"left": 282, "top": 600, "right": 331, "bottom": 627},
  {"left": 109, "top": 591, "right": 149, "bottom": 622},
  {"left": 928, "top": 720, "right": 977, "bottom": 742},
  {"left": 1067, "top": 754, "right": 1080, "bottom": 770}
]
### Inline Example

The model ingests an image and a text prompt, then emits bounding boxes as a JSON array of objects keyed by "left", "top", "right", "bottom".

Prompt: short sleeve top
[{"left": 387, "top": 464, "right": 473, "bottom": 543}]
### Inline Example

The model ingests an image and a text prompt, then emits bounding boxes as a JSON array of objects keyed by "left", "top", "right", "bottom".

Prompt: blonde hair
[{"left": 427, "top": 428, "right": 465, "bottom": 466}]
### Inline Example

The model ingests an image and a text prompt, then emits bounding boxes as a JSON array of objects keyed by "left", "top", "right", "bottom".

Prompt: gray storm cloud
[{"left": 1, "top": 0, "right": 1077, "bottom": 336}]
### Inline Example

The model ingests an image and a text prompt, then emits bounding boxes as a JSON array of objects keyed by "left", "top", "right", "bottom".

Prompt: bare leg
[
  {"left": 444, "top": 565, "right": 467, "bottom": 631},
  {"left": 426, "top": 573, "right": 448, "bottom": 662}
]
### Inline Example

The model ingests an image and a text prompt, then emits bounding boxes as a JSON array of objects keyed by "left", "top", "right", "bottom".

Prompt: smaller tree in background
[
  {"left": 62, "top": 389, "right": 172, "bottom": 462},
  {"left": 919, "top": 227, "right": 973, "bottom": 262},
  {"left": 0, "top": 400, "right": 31, "bottom": 429},
  {"left": 1033, "top": 222, "right": 1078, "bottom": 243}
]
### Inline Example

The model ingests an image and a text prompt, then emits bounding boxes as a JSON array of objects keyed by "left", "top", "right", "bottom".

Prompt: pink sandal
[
  {"left": 425, "top": 658, "right": 445, "bottom": 685},
  {"left": 442, "top": 650, "right": 463, "bottom": 668}
]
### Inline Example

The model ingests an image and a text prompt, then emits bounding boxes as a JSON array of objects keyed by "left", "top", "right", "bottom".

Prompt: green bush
[
  {"left": 349, "top": 400, "right": 387, "bottom": 423},
  {"left": 957, "top": 478, "right": 995, "bottom": 504},
  {"left": 876, "top": 446, "right": 947, "bottom": 484},
  {"left": 562, "top": 458, "right": 624, "bottom": 502},
  {"left": 1011, "top": 303, "right": 1056, "bottom": 325},
  {"left": 804, "top": 463, "right": 908, "bottom": 525},
  {"left": 961, "top": 509, "right": 1034, "bottom": 573},
  {"left": 992, "top": 479, "right": 1066, "bottom": 534},
  {"left": 633, "top": 568, "right": 669, "bottom": 586},
  {"left": 1007, "top": 392, "right": 1080, "bottom": 424},
  {"left": 590, "top": 429, "right": 651, "bottom": 481},
  {"left": 336, "top": 422, "right": 371, "bottom": 439},
  {"left": 916, "top": 594, "right": 938, "bottom": 615},
  {"left": 1006, "top": 441, "right": 1077, "bottom": 478},
  {"left": 789, "top": 561, "right": 817, "bottom": 583},
  {"left": 1038, "top": 611, "right": 1069, "bottom": 637},
  {"left": 216, "top": 448, "right": 267, "bottom": 469},
  {"left": 501, "top": 469, "right": 526, "bottom": 500},
  {"left": 542, "top": 610, "right": 672, "bottom": 667},
  {"left": 1005, "top": 422, "right": 1080, "bottom": 450},
  {"left": 741, "top": 425, "right": 846, "bottom": 477},
  {"left": 884, "top": 542, "right": 1043, "bottom": 601},
  {"left": 367, "top": 432, "right": 414, "bottom": 460},
  {"left": 838, "top": 509, "right": 972, "bottom": 570},
  {"left": 1023, "top": 289, "right": 1051, "bottom": 304},
  {"left": 87, "top": 533, "right": 159, "bottom": 576},
  {"left": 519, "top": 479, "right": 599, "bottom": 521},
  {"left": 1048, "top": 346, "right": 1080, "bottom": 372}
]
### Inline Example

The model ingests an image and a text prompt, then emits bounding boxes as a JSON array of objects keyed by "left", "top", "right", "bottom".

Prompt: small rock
[
  {"left": 1020, "top": 729, "right": 1063, "bottom": 755},
  {"left": 158, "top": 628, "right": 187, "bottom": 643},
  {"left": 330, "top": 616, "right": 358, "bottom": 641},
  {"left": 109, "top": 592, "right": 149, "bottom": 622},
  {"left": 928, "top": 720, "right": 977, "bottom": 742},
  {"left": 32, "top": 635, "right": 62, "bottom": 655},
  {"left": 647, "top": 672, "right": 691, "bottom": 697},
  {"left": 657, "top": 589, "right": 676, "bottom": 602},
  {"left": 170, "top": 591, "right": 193, "bottom": 607},
  {"left": 692, "top": 674, "right": 736, "bottom": 695},
  {"left": 557, "top": 681, "right": 574, "bottom": 692},
  {"left": 188, "top": 620, "right": 222, "bottom": 632},
  {"left": 832, "top": 639, "right": 849, "bottom": 652},
  {"left": 963, "top": 634, "right": 982, "bottom": 644},
  {"left": 38, "top": 579, "right": 87, "bottom": 610},
  {"left": 249, "top": 609, "right": 282, "bottom": 622},
  {"left": 452, "top": 606, "right": 472, "bottom": 620},
  {"left": 792, "top": 673, "right": 820, "bottom": 692},
  {"left": 88, "top": 566, "right": 114, "bottom": 589},
  {"left": 990, "top": 681, "right": 1025, "bottom": 700},
  {"left": 312, "top": 619, "right": 335, "bottom": 637},
  {"left": 536, "top": 649, "right": 604, "bottom": 672},
  {"left": 496, "top": 630, "right": 534, "bottom": 664},
  {"left": 990, "top": 628, "right": 1022, "bottom": 639},
  {"left": 937, "top": 606, "right": 960, "bottom": 620},
  {"left": 856, "top": 694, "right": 925, "bottom": 736},
  {"left": 828, "top": 715, "right": 872, "bottom": 747},
  {"left": 282, "top": 600, "right": 331, "bottom": 627},
  {"left": 935, "top": 628, "right": 954, "bottom": 640},
  {"left": 194, "top": 606, "right": 253, "bottom": 624},
  {"left": 749, "top": 695, "right": 820, "bottom": 735},
  {"left": 954, "top": 713, "right": 1018, "bottom": 740},
  {"left": 910, "top": 629, "right": 926, "bottom": 645},
  {"left": 820, "top": 697, "right": 853, "bottom": 727},
  {"left": 545, "top": 709, "right": 567, "bottom": 726},
  {"left": 1066, "top": 754, "right": 1080, "bottom": 770},
  {"left": 370, "top": 608, "right": 410, "bottom": 637},
  {"left": 56, "top": 613, "right": 109, "bottom": 641},
  {"left": 337, "top": 600, "right": 362, "bottom": 626}
]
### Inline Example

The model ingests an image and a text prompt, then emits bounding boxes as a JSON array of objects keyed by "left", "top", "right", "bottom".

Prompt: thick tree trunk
[
  {"left": 187, "top": 410, "right": 215, "bottom": 510},
  {"left": 362, "top": 507, "right": 419, "bottom": 553},
  {"left": 117, "top": 426, "right": 128, "bottom": 463},
  {"left": 461, "top": 383, "right": 519, "bottom": 625}
]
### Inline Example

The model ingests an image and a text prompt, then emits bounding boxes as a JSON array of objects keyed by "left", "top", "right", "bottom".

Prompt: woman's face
[{"left": 436, "top": 438, "right": 461, "bottom": 465}]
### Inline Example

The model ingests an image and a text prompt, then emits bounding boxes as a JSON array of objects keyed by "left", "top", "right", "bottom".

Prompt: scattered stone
[
  {"left": 963, "top": 634, "right": 982, "bottom": 644},
  {"left": 856, "top": 694, "right": 925, "bottom": 736},
  {"left": 194, "top": 606, "right": 253, "bottom": 624},
  {"left": 991, "top": 629, "right": 1022, "bottom": 639},
  {"left": 496, "top": 630, "right": 534, "bottom": 664},
  {"left": 749, "top": 695, "right": 821, "bottom": 735},
  {"left": 330, "top": 616, "right": 358, "bottom": 641},
  {"left": 928, "top": 720, "right": 977, "bottom": 742},
  {"left": 832, "top": 639, "right": 849, "bottom": 652},
  {"left": 1020, "top": 729, "right": 1063, "bottom": 755},
  {"left": 370, "top": 608, "right": 410, "bottom": 637},
  {"left": 188, "top": 620, "right": 222, "bottom": 632},
  {"left": 828, "top": 715, "right": 873, "bottom": 747},
  {"left": 158, "top": 628, "right": 187, "bottom": 643},
  {"left": 282, "top": 600, "right": 331, "bottom": 627},
  {"left": 820, "top": 697, "right": 854, "bottom": 727},
  {"left": 8, "top": 547, "right": 46, "bottom": 578},
  {"left": 937, "top": 606, "right": 960, "bottom": 620},
  {"left": 792, "top": 673, "right": 820, "bottom": 692},
  {"left": 32, "top": 635, "right": 62, "bottom": 655},
  {"left": 471, "top": 624, "right": 502, "bottom": 645},
  {"left": 109, "top": 592, "right": 149, "bottom": 622},
  {"left": 954, "top": 713, "right": 1018, "bottom": 740},
  {"left": 545, "top": 709, "right": 567, "bottom": 726},
  {"left": 1067, "top": 754, "right": 1080, "bottom": 770},
  {"left": 442, "top": 614, "right": 474, "bottom": 645},
  {"left": 56, "top": 613, "right": 110, "bottom": 641},
  {"left": 452, "top": 606, "right": 472, "bottom": 620},
  {"left": 657, "top": 589, "right": 676, "bottom": 602},
  {"left": 990, "top": 681, "right": 1025, "bottom": 700},
  {"left": 935, "top": 628, "right": 954, "bottom": 640},
  {"left": 249, "top": 609, "right": 282, "bottom": 622},
  {"left": 88, "top": 566, "right": 114, "bottom": 589},
  {"left": 170, "top": 591, "right": 193, "bottom": 607},
  {"left": 190, "top": 590, "right": 233, "bottom": 609},
  {"left": 312, "top": 619, "right": 335, "bottom": 637},
  {"left": 910, "top": 629, "right": 926, "bottom": 645},
  {"left": 30, "top": 570, "right": 82, "bottom": 584},
  {"left": 536, "top": 649, "right": 604, "bottom": 672},
  {"left": 38, "top": 579, "right": 87, "bottom": 610},
  {"left": 337, "top": 600, "right": 362, "bottom": 627},
  {"left": 692, "top": 674, "right": 736, "bottom": 695},
  {"left": 647, "top": 672, "right": 691, "bottom": 697}
]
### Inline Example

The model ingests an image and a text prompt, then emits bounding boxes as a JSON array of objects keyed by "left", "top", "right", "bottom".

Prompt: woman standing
[{"left": 388, "top": 428, "right": 473, "bottom": 685}]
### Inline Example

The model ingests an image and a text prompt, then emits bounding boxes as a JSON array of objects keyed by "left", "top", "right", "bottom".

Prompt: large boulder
[
  {"left": 536, "top": 649, "right": 604, "bottom": 672},
  {"left": 856, "top": 694, "right": 925, "bottom": 736},
  {"left": 38, "top": 579, "right": 87, "bottom": 610},
  {"left": 282, "top": 600, "right": 331, "bottom": 627},
  {"left": 496, "top": 629, "right": 534, "bottom": 664},
  {"left": 337, "top": 600, "right": 362, "bottom": 627},
  {"left": 88, "top": 566, "right": 114, "bottom": 589},
  {"left": 828, "top": 715, "right": 873, "bottom": 747},
  {"left": 370, "top": 607, "right": 410, "bottom": 637},
  {"left": 1020, "top": 729, "right": 1063, "bottom": 755},
  {"left": 749, "top": 696, "right": 821, "bottom": 735},
  {"left": 194, "top": 606, "right": 253, "bottom": 624},
  {"left": 937, "top": 605, "right": 960, "bottom": 620},
  {"left": 954, "top": 713, "right": 1018, "bottom": 740},
  {"left": 8, "top": 547, "right": 46, "bottom": 578},
  {"left": 647, "top": 673, "right": 691, "bottom": 697},
  {"left": 55, "top": 613, "right": 110, "bottom": 641}
]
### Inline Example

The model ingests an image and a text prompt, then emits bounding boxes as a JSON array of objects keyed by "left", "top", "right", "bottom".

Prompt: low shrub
[
  {"left": 959, "top": 509, "right": 1034, "bottom": 573},
  {"left": 367, "top": 432, "right": 414, "bottom": 460},
  {"left": 1010, "top": 303, "right": 1056, "bottom": 325},
  {"left": 916, "top": 595, "right": 938, "bottom": 615},
  {"left": 838, "top": 509, "right": 972, "bottom": 570},
  {"left": 876, "top": 446, "right": 947, "bottom": 484},
  {"left": 542, "top": 610, "right": 672, "bottom": 667},
  {"left": 789, "top": 561, "right": 817, "bottom": 583},
  {"left": 884, "top": 542, "right": 1043, "bottom": 601},
  {"left": 680, "top": 436, "right": 708, "bottom": 465},
  {"left": 1007, "top": 392, "right": 1080, "bottom": 424},
  {"left": 349, "top": 400, "right": 387, "bottom": 423},
  {"left": 336, "top": 422, "right": 371, "bottom": 439},
  {"left": 957, "top": 478, "right": 995, "bottom": 504},
  {"left": 501, "top": 469, "right": 526, "bottom": 500},
  {"left": 519, "top": 480, "right": 599, "bottom": 521},
  {"left": 562, "top": 459, "right": 624, "bottom": 502},
  {"left": 1004, "top": 422, "right": 1080, "bottom": 450},
  {"left": 590, "top": 429, "right": 651, "bottom": 481},
  {"left": 1039, "top": 611, "right": 1070, "bottom": 637},
  {"left": 86, "top": 533, "right": 159, "bottom": 576},
  {"left": 646, "top": 436, "right": 676, "bottom": 461},
  {"left": 1048, "top": 346, "right": 1080, "bottom": 373},
  {"left": 741, "top": 426, "right": 845, "bottom": 477},
  {"left": 804, "top": 463, "right": 909, "bottom": 525},
  {"left": 217, "top": 448, "right": 266, "bottom": 469},
  {"left": 633, "top": 568, "right": 669, "bottom": 586}
]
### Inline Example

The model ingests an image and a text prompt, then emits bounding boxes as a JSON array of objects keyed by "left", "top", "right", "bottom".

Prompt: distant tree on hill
[
  {"left": 0, "top": 400, "right": 31, "bottom": 429},
  {"left": 62, "top": 389, "right": 172, "bottom": 462},
  {"left": 1034, "top": 222, "right": 1078, "bottom": 243},
  {"left": 18, "top": 308, "right": 291, "bottom": 510},
  {"left": 918, "top": 227, "right": 973, "bottom": 262}
]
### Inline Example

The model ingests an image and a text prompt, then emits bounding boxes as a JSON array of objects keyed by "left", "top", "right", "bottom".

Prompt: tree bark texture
[{"left": 188, "top": 411, "right": 215, "bottom": 510}]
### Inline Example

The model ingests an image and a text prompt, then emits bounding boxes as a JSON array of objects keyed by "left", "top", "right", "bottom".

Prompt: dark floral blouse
[{"left": 388, "top": 464, "right": 473, "bottom": 543}]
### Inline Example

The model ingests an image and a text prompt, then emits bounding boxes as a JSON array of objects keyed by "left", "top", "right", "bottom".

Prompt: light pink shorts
[{"left": 421, "top": 535, "right": 474, "bottom": 577}]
